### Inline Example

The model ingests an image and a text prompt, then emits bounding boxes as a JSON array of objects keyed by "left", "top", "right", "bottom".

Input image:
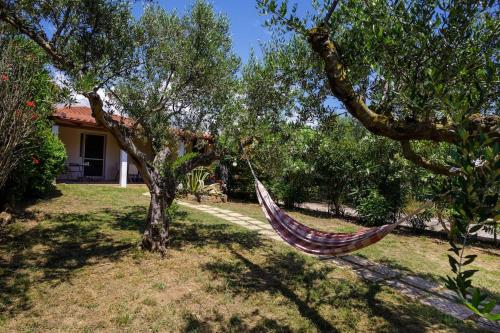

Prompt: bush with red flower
[{"left": 0, "top": 37, "right": 66, "bottom": 204}]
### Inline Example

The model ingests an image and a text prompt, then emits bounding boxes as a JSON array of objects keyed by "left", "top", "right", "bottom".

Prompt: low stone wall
[{"left": 186, "top": 193, "right": 227, "bottom": 203}]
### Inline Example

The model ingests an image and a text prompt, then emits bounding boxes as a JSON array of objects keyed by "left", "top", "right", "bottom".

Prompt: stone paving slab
[
  {"left": 224, "top": 217, "right": 246, "bottom": 222},
  {"left": 226, "top": 212, "right": 245, "bottom": 217},
  {"left": 353, "top": 268, "right": 385, "bottom": 283},
  {"left": 476, "top": 318, "right": 500, "bottom": 333},
  {"left": 420, "top": 295, "right": 474, "bottom": 320},
  {"left": 367, "top": 263, "right": 401, "bottom": 279},
  {"left": 230, "top": 220, "right": 252, "bottom": 227},
  {"left": 257, "top": 230, "right": 276, "bottom": 237},
  {"left": 245, "top": 219, "right": 267, "bottom": 226},
  {"left": 245, "top": 225, "right": 263, "bottom": 231},
  {"left": 327, "top": 257, "right": 356, "bottom": 269},
  {"left": 215, "top": 209, "right": 233, "bottom": 214},
  {"left": 400, "top": 275, "right": 441, "bottom": 291},
  {"left": 258, "top": 224, "right": 274, "bottom": 230},
  {"left": 434, "top": 288, "right": 459, "bottom": 301},
  {"left": 384, "top": 279, "right": 428, "bottom": 299},
  {"left": 340, "top": 255, "right": 374, "bottom": 267}
]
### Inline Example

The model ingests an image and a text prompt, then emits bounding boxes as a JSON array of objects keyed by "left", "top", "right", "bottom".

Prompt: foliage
[
  {"left": 184, "top": 167, "right": 210, "bottom": 196},
  {"left": 407, "top": 209, "right": 433, "bottom": 232},
  {"left": 314, "top": 118, "right": 363, "bottom": 214},
  {"left": 356, "top": 189, "right": 394, "bottom": 227},
  {"left": 0, "top": 32, "right": 64, "bottom": 203},
  {"left": 258, "top": 0, "right": 499, "bottom": 127},
  {"left": 443, "top": 128, "right": 499, "bottom": 321},
  {"left": 1, "top": 0, "right": 240, "bottom": 251},
  {"left": 114, "top": 1, "right": 239, "bottom": 144},
  {"left": 0, "top": 36, "right": 49, "bottom": 190},
  {"left": 7, "top": 129, "right": 66, "bottom": 199}
]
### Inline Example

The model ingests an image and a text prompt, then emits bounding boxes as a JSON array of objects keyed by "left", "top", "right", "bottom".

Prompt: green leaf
[
  {"left": 481, "top": 300, "right": 496, "bottom": 313},
  {"left": 462, "top": 254, "right": 477, "bottom": 266},
  {"left": 461, "top": 269, "right": 478, "bottom": 280},
  {"left": 447, "top": 255, "right": 458, "bottom": 273},
  {"left": 483, "top": 312, "right": 500, "bottom": 321},
  {"left": 471, "top": 289, "right": 481, "bottom": 307}
]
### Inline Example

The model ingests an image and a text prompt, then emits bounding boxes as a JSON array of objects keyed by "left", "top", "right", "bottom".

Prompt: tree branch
[
  {"left": 0, "top": 5, "right": 74, "bottom": 71},
  {"left": 175, "top": 149, "right": 219, "bottom": 177},
  {"left": 401, "top": 140, "right": 456, "bottom": 176},
  {"left": 307, "top": 26, "right": 500, "bottom": 144},
  {"left": 84, "top": 90, "right": 153, "bottom": 186},
  {"left": 51, "top": 5, "right": 72, "bottom": 46},
  {"left": 323, "top": 0, "right": 340, "bottom": 25}
]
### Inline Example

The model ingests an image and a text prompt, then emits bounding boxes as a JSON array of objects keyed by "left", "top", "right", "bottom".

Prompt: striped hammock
[{"left": 254, "top": 178, "right": 424, "bottom": 256}]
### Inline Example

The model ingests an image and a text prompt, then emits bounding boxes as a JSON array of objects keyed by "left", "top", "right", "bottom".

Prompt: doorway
[{"left": 82, "top": 134, "right": 106, "bottom": 178}]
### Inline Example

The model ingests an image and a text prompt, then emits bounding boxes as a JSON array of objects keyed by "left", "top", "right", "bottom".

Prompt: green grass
[
  {"left": 209, "top": 200, "right": 500, "bottom": 301},
  {"left": 0, "top": 184, "right": 490, "bottom": 332}
]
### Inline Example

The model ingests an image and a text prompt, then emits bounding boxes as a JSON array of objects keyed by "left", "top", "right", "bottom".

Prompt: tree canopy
[{"left": 257, "top": 0, "right": 499, "bottom": 174}]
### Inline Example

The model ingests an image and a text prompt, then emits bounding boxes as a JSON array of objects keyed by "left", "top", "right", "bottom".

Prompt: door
[{"left": 83, "top": 134, "right": 105, "bottom": 178}]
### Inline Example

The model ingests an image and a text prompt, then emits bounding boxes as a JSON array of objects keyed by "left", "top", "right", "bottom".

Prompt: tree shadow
[
  {"left": 181, "top": 311, "right": 294, "bottom": 333},
  {"left": 170, "top": 219, "right": 264, "bottom": 252},
  {"left": 0, "top": 207, "right": 142, "bottom": 319},
  {"left": 0, "top": 205, "right": 265, "bottom": 320},
  {"left": 202, "top": 249, "right": 476, "bottom": 332},
  {"left": 203, "top": 250, "right": 341, "bottom": 332},
  {"left": 359, "top": 254, "right": 500, "bottom": 303}
]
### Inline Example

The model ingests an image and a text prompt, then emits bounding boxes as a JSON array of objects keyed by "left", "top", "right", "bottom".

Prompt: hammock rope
[{"left": 242, "top": 152, "right": 428, "bottom": 256}]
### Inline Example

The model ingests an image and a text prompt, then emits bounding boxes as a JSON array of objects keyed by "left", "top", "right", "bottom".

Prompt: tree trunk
[
  {"left": 332, "top": 195, "right": 341, "bottom": 216},
  {"left": 141, "top": 188, "right": 173, "bottom": 255}
]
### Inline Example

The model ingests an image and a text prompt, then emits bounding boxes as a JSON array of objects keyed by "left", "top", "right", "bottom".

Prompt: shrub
[
  {"left": 6, "top": 129, "right": 66, "bottom": 200},
  {"left": 357, "top": 189, "right": 394, "bottom": 226},
  {"left": 269, "top": 171, "right": 312, "bottom": 209},
  {"left": 184, "top": 167, "right": 210, "bottom": 199},
  {"left": 407, "top": 209, "right": 433, "bottom": 232}
]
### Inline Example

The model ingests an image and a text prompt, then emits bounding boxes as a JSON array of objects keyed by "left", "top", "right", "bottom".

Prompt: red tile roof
[
  {"left": 52, "top": 106, "right": 213, "bottom": 141},
  {"left": 52, "top": 106, "right": 133, "bottom": 127}
]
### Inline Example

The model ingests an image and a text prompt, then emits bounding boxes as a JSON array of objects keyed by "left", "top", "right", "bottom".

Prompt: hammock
[{"left": 253, "top": 178, "right": 426, "bottom": 256}]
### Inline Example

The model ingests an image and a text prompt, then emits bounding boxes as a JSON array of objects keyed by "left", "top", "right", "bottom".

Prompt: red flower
[
  {"left": 26, "top": 101, "right": 35, "bottom": 108},
  {"left": 31, "top": 113, "right": 38, "bottom": 121},
  {"left": 0, "top": 74, "right": 8, "bottom": 82},
  {"left": 32, "top": 156, "right": 40, "bottom": 165}
]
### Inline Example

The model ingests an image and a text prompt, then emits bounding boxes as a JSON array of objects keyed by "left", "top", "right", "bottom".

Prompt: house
[{"left": 51, "top": 106, "right": 212, "bottom": 187}]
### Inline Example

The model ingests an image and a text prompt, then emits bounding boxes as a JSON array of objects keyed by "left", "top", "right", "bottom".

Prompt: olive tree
[
  {"left": 0, "top": 0, "right": 239, "bottom": 253},
  {"left": 258, "top": 0, "right": 499, "bottom": 175},
  {"left": 257, "top": 0, "right": 499, "bottom": 318}
]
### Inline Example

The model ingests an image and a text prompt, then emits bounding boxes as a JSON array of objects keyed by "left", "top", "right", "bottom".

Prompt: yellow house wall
[
  {"left": 57, "top": 126, "right": 141, "bottom": 181},
  {"left": 57, "top": 125, "right": 211, "bottom": 182}
]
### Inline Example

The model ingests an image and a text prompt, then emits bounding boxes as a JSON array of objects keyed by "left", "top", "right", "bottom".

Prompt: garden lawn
[
  {"left": 0, "top": 185, "right": 491, "bottom": 332},
  {"left": 209, "top": 200, "right": 500, "bottom": 301}
]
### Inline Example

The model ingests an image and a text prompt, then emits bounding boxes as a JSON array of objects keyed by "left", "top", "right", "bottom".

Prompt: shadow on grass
[
  {"left": 181, "top": 311, "right": 294, "bottom": 333},
  {"left": 0, "top": 205, "right": 266, "bottom": 320},
  {"left": 0, "top": 207, "right": 143, "bottom": 318},
  {"left": 201, "top": 249, "right": 476, "bottom": 333}
]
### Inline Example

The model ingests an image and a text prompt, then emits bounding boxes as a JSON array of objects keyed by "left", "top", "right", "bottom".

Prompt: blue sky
[{"left": 131, "top": 1, "right": 312, "bottom": 64}]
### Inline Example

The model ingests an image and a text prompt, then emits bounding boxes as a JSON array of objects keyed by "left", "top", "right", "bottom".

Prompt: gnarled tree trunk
[{"left": 142, "top": 188, "right": 173, "bottom": 255}]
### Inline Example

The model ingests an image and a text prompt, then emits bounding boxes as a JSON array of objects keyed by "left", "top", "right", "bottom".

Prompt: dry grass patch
[{"left": 0, "top": 185, "right": 487, "bottom": 332}]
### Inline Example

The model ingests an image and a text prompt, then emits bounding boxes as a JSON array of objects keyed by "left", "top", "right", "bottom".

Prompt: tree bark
[
  {"left": 142, "top": 187, "right": 173, "bottom": 255},
  {"left": 400, "top": 141, "right": 456, "bottom": 176}
]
